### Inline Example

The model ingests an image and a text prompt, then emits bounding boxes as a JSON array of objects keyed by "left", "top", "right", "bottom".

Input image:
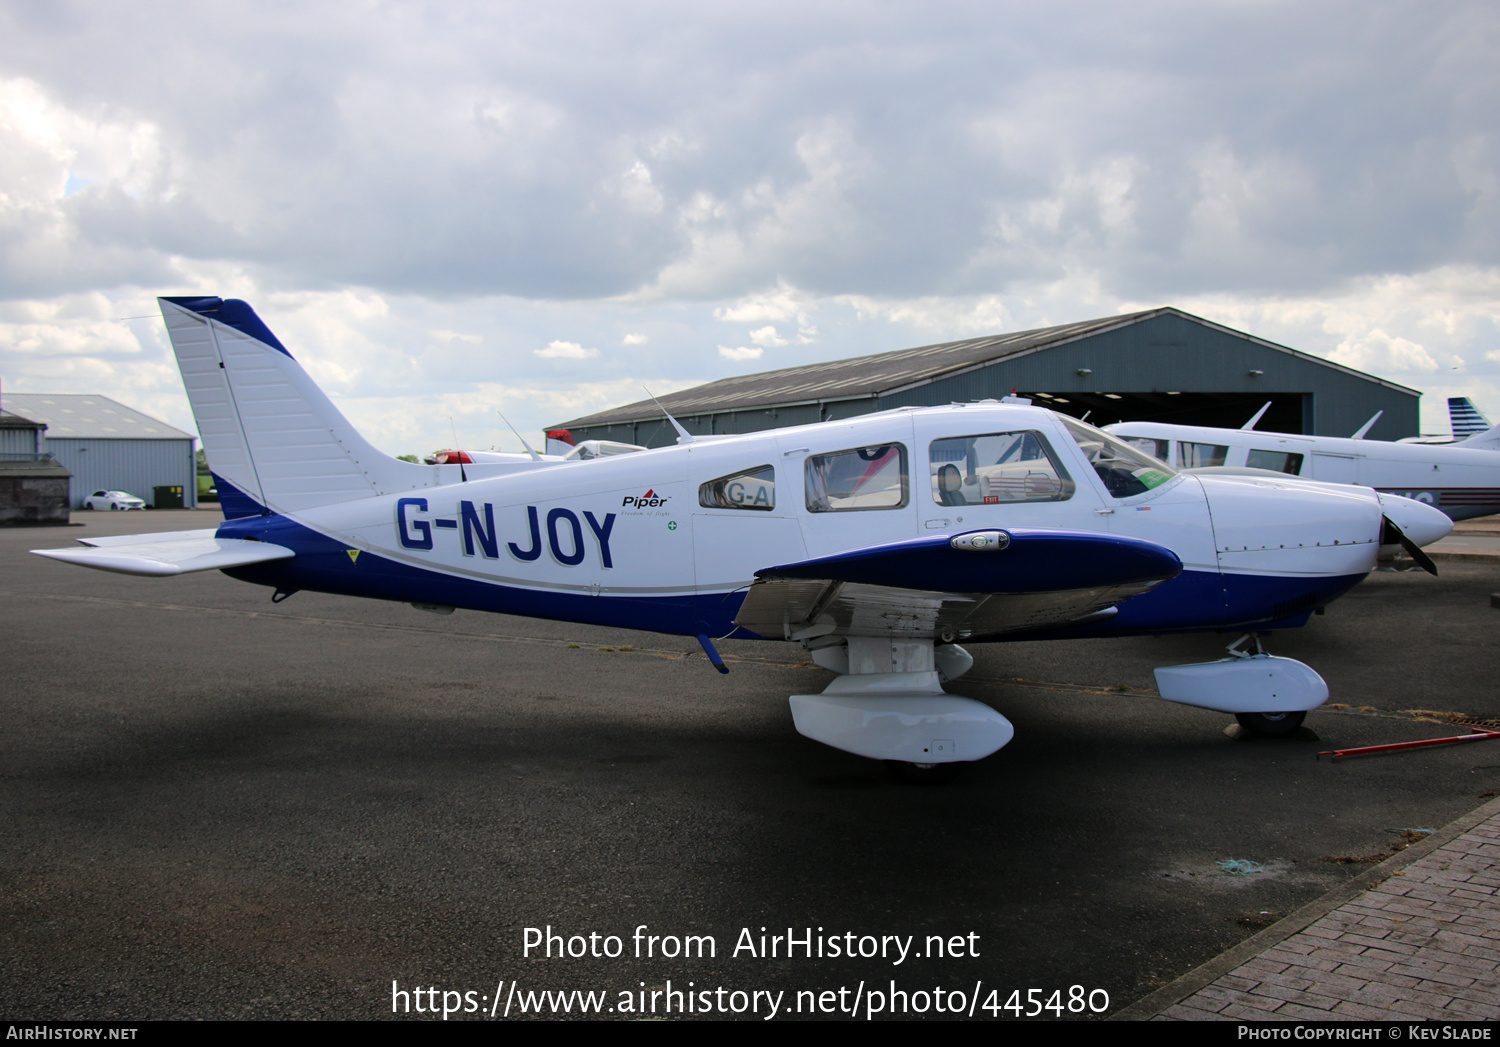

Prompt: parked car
[{"left": 84, "top": 490, "right": 146, "bottom": 510}]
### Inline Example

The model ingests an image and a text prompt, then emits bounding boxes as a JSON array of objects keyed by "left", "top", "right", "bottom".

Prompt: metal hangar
[
  {"left": 553, "top": 308, "right": 1419, "bottom": 447},
  {"left": 0, "top": 393, "right": 197, "bottom": 509}
]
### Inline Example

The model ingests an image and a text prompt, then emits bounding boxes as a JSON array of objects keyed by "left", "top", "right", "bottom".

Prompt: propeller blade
[{"left": 1382, "top": 515, "right": 1438, "bottom": 575}]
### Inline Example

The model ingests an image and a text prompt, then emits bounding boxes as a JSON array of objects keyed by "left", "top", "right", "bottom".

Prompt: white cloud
[
  {"left": 617, "top": 160, "right": 664, "bottom": 215},
  {"left": 837, "top": 294, "right": 1016, "bottom": 336},
  {"left": 718, "top": 345, "right": 763, "bottom": 361},
  {"left": 334, "top": 376, "right": 703, "bottom": 456},
  {"left": 712, "top": 283, "right": 817, "bottom": 341},
  {"left": 714, "top": 285, "right": 809, "bottom": 324},
  {"left": 1328, "top": 329, "right": 1440, "bottom": 374},
  {"left": 535, "top": 340, "right": 600, "bottom": 359},
  {"left": 431, "top": 329, "right": 483, "bottom": 344},
  {"left": 622, "top": 332, "right": 648, "bottom": 345},
  {"left": 749, "top": 325, "right": 787, "bottom": 347}
]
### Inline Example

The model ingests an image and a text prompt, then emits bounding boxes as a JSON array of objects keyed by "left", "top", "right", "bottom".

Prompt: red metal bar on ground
[{"left": 1320, "top": 728, "right": 1500, "bottom": 760}]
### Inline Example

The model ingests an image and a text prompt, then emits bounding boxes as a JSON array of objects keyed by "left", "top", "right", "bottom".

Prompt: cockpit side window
[
  {"left": 928, "top": 431, "right": 1075, "bottom": 506},
  {"left": 805, "top": 444, "right": 909, "bottom": 512},
  {"left": 1059, "top": 417, "right": 1176, "bottom": 498}
]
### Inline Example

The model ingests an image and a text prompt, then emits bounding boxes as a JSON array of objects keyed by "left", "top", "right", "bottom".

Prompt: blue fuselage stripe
[{"left": 216, "top": 513, "right": 1367, "bottom": 642}]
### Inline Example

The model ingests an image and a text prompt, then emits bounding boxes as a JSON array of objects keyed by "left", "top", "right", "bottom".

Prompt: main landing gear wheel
[
  {"left": 886, "top": 761, "right": 961, "bottom": 785},
  {"left": 1234, "top": 711, "right": 1306, "bottom": 738}
]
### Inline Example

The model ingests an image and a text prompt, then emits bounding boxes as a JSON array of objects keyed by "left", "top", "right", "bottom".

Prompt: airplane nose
[{"left": 1377, "top": 493, "right": 1453, "bottom": 548}]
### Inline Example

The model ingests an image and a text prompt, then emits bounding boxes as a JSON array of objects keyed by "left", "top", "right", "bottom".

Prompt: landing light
[{"left": 951, "top": 531, "right": 1009, "bottom": 552}]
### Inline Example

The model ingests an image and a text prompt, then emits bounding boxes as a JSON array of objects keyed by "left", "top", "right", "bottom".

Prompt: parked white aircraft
[
  {"left": 31, "top": 299, "right": 1453, "bottom": 778},
  {"left": 427, "top": 439, "right": 644, "bottom": 467},
  {"left": 1108, "top": 409, "right": 1500, "bottom": 522}
]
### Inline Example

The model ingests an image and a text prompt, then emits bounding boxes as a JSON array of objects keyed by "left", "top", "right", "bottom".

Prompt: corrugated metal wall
[
  {"left": 47, "top": 438, "right": 197, "bottom": 509},
  {"left": 0, "top": 427, "right": 43, "bottom": 455}
]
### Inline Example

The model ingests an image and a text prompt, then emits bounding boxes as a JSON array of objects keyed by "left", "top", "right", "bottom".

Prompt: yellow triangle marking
[{"left": 346, "top": 549, "right": 360, "bottom": 564}]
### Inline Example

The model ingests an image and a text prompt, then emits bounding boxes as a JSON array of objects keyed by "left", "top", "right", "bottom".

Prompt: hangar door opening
[{"left": 1015, "top": 392, "right": 1309, "bottom": 433}]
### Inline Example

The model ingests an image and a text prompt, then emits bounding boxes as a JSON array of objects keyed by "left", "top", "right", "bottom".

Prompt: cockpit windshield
[{"left": 1059, "top": 416, "right": 1176, "bottom": 498}]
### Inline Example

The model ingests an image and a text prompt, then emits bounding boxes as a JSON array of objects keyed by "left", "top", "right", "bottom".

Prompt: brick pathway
[{"left": 1114, "top": 796, "right": 1500, "bottom": 1021}]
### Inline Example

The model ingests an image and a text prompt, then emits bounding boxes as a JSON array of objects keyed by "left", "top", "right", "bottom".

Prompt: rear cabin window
[
  {"left": 1178, "top": 441, "right": 1229, "bottom": 468},
  {"left": 699, "top": 465, "right": 776, "bottom": 510},
  {"left": 928, "top": 431, "right": 1074, "bottom": 506},
  {"left": 805, "top": 444, "right": 908, "bottom": 512},
  {"left": 1246, "top": 449, "right": 1305, "bottom": 475}
]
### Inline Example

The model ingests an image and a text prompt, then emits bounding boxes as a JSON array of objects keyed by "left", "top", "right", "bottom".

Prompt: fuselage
[
  {"left": 217, "top": 403, "right": 1443, "bottom": 642},
  {"left": 1106, "top": 419, "right": 1500, "bottom": 521}
]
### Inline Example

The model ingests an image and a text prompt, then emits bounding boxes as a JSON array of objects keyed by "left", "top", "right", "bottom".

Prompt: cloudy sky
[{"left": 1, "top": 0, "right": 1496, "bottom": 454}]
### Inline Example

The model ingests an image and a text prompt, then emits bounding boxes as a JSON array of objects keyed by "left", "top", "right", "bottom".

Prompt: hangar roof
[
  {"left": 556, "top": 307, "right": 1418, "bottom": 429},
  {"left": 0, "top": 394, "right": 193, "bottom": 440},
  {"left": 0, "top": 409, "right": 44, "bottom": 429}
]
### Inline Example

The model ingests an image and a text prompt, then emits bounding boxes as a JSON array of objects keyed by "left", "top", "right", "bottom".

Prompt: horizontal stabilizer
[
  {"left": 76, "top": 528, "right": 220, "bottom": 547},
  {"left": 31, "top": 534, "right": 295, "bottom": 577},
  {"left": 1456, "top": 420, "right": 1500, "bottom": 451}
]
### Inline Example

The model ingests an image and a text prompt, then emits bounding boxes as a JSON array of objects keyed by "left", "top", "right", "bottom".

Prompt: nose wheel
[
  {"left": 1154, "top": 633, "right": 1328, "bottom": 738},
  {"left": 1234, "top": 710, "right": 1307, "bottom": 738},
  {"left": 887, "top": 760, "right": 962, "bottom": 785}
]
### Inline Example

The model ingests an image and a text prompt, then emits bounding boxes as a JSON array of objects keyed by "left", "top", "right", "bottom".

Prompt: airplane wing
[
  {"left": 31, "top": 529, "right": 295, "bottom": 577},
  {"left": 734, "top": 528, "right": 1181, "bottom": 641}
]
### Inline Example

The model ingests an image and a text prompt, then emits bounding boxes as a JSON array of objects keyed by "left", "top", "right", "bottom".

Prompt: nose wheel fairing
[
  {"left": 1154, "top": 633, "right": 1328, "bottom": 739},
  {"left": 1154, "top": 654, "right": 1329, "bottom": 715}
]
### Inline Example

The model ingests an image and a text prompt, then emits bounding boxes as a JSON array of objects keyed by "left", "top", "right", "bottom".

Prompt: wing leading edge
[{"left": 735, "top": 528, "right": 1182, "bottom": 641}]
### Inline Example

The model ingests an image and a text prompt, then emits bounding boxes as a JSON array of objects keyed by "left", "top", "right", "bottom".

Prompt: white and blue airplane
[
  {"left": 32, "top": 298, "right": 1454, "bottom": 778},
  {"left": 1107, "top": 404, "right": 1500, "bottom": 522}
]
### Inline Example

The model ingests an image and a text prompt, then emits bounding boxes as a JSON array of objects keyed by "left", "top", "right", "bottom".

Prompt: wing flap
[{"left": 31, "top": 535, "right": 295, "bottom": 577}]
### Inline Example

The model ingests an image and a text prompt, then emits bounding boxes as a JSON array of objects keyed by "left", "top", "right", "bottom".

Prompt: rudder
[{"left": 160, "top": 297, "right": 432, "bottom": 516}]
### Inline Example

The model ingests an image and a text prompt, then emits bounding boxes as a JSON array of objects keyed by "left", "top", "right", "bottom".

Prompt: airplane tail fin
[
  {"left": 160, "top": 297, "right": 431, "bottom": 518},
  {"left": 546, "top": 429, "right": 577, "bottom": 456},
  {"left": 1449, "top": 397, "right": 1492, "bottom": 441}
]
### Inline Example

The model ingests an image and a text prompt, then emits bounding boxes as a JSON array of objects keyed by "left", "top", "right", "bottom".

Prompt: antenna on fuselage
[
  {"left": 449, "top": 415, "right": 468, "bottom": 482},
  {"left": 497, "top": 411, "right": 544, "bottom": 461},
  {"left": 1241, "top": 402, "right": 1272, "bottom": 430},
  {"left": 1350, "top": 411, "right": 1383, "bottom": 439},
  {"left": 644, "top": 387, "right": 694, "bottom": 444}
]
